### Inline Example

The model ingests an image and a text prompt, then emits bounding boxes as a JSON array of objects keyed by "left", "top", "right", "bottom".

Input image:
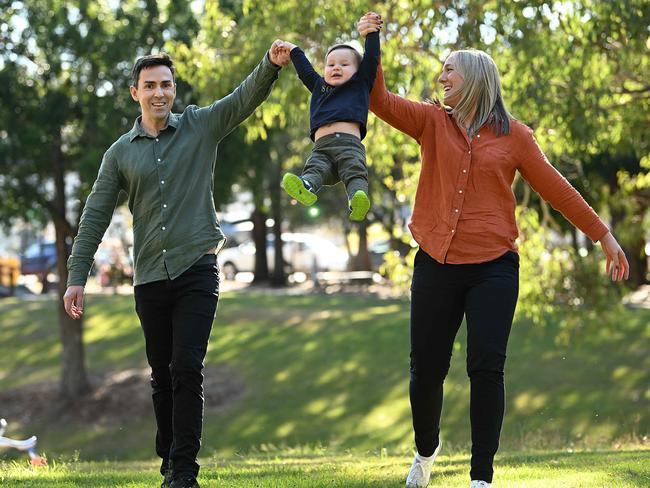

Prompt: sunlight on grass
[
  {"left": 1, "top": 450, "right": 649, "bottom": 487},
  {"left": 1, "top": 292, "right": 649, "bottom": 461},
  {"left": 513, "top": 392, "right": 548, "bottom": 413}
]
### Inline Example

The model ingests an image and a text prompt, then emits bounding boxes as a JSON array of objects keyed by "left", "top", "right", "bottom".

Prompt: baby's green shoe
[
  {"left": 282, "top": 173, "right": 317, "bottom": 206},
  {"left": 349, "top": 190, "right": 370, "bottom": 221}
]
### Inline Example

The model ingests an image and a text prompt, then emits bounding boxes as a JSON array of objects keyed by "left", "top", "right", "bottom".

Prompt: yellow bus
[{"left": 0, "top": 257, "right": 20, "bottom": 290}]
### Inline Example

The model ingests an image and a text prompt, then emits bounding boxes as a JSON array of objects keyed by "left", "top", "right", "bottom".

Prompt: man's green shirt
[{"left": 67, "top": 54, "right": 281, "bottom": 286}]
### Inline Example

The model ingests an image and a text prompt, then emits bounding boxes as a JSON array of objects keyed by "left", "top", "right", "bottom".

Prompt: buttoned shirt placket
[
  {"left": 442, "top": 123, "right": 475, "bottom": 262},
  {"left": 151, "top": 131, "right": 168, "bottom": 262}
]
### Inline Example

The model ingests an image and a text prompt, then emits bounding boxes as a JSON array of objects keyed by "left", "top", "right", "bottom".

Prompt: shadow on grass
[{"left": 1, "top": 292, "right": 649, "bottom": 461}]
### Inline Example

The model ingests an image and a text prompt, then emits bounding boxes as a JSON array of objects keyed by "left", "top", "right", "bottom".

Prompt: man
[{"left": 63, "top": 41, "right": 290, "bottom": 488}]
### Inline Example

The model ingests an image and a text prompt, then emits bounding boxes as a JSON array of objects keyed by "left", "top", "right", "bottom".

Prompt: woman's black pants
[{"left": 409, "top": 249, "right": 519, "bottom": 483}]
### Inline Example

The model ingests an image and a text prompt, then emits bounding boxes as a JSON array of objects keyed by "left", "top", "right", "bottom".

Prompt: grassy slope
[{"left": 0, "top": 291, "right": 648, "bottom": 463}]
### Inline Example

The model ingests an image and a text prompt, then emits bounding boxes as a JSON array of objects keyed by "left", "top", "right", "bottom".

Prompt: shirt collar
[{"left": 128, "top": 113, "right": 179, "bottom": 142}]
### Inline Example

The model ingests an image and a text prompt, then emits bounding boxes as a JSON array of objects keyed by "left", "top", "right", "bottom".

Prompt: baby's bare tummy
[{"left": 315, "top": 121, "right": 361, "bottom": 140}]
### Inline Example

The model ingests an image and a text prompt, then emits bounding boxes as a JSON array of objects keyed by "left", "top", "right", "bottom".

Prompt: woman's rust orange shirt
[{"left": 369, "top": 62, "right": 609, "bottom": 264}]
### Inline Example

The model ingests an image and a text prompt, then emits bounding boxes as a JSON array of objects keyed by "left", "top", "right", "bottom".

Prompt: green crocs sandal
[
  {"left": 282, "top": 173, "right": 317, "bottom": 206},
  {"left": 349, "top": 190, "right": 370, "bottom": 221}
]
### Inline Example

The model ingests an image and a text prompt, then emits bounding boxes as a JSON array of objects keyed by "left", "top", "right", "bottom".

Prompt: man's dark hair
[
  {"left": 131, "top": 52, "right": 175, "bottom": 87},
  {"left": 325, "top": 44, "right": 362, "bottom": 67}
]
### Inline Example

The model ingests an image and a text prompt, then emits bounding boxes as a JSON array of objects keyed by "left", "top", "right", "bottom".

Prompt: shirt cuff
[
  {"left": 265, "top": 51, "right": 283, "bottom": 70},
  {"left": 67, "top": 256, "right": 92, "bottom": 287},
  {"left": 584, "top": 219, "right": 609, "bottom": 243}
]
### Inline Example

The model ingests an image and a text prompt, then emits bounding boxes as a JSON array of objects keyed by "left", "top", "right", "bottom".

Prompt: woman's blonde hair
[{"left": 446, "top": 49, "right": 511, "bottom": 137}]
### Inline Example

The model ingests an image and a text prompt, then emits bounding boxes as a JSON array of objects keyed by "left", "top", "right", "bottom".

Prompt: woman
[{"left": 357, "top": 12, "right": 629, "bottom": 488}]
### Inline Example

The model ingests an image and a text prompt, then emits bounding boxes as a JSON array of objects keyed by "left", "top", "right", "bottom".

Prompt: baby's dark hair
[
  {"left": 131, "top": 52, "right": 175, "bottom": 87},
  {"left": 325, "top": 44, "right": 362, "bottom": 67}
]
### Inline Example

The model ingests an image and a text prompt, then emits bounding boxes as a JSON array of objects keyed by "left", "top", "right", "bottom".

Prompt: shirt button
[
  {"left": 163, "top": 204, "right": 167, "bottom": 208},
  {"left": 162, "top": 226, "right": 166, "bottom": 231},
  {"left": 458, "top": 190, "right": 463, "bottom": 194},
  {"left": 468, "top": 150, "right": 471, "bottom": 154},
  {"left": 477, "top": 135, "right": 481, "bottom": 138},
  {"left": 451, "top": 229, "right": 455, "bottom": 233},
  {"left": 454, "top": 208, "right": 459, "bottom": 212},
  {"left": 157, "top": 158, "right": 161, "bottom": 162},
  {"left": 462, "top": 169, "right": 467, "bottom": 173},
  {"left": 155, "top": 138, "right": 159, "bottom": 142},
  {"left": 161, "top": 180, "right": 165, "bottom": 184},
  {"left": 162, "top": 249, "right": 167, "bottom": 253}
]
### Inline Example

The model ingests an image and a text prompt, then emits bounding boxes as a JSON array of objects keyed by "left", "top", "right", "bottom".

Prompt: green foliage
[
  {"left": 379, "top": 246, "right": 416, "bottom": 296},
  {"left": 516, "top": 207, "right": 625, "bottom": 344},
  {"left": 0, "top": 0, "right": 198, "bottom": 225},
  {"left": 611, "top": 154, "right": 650, "bottom": 263}
]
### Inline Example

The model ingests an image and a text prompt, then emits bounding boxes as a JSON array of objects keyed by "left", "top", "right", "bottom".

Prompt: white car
[{"left": 218, "top": 232, "right": 349, "bottom": 280}]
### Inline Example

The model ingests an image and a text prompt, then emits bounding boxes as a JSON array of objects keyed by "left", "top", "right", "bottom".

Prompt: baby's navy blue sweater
[{"left": 290, "top": 31, "right": 380, "bottom": 141}]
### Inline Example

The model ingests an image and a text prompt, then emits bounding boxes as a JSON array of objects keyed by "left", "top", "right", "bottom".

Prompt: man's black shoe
[
  {"left": 160, "top": 467, "right": 173, "bottom": 488},
  {"left": 169, "top": 476, "right": 200, "bottom": 488}
]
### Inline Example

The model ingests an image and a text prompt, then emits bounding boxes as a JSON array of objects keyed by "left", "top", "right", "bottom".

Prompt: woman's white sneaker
[
  {"left": 405, "top": 441, "right": 442, "bottom": 487},
  {"left": 470, "top": 481, "right": 491, "bottom": 488}
]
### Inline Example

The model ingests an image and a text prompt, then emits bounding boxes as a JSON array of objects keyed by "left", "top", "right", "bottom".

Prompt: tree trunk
[
  {"left": 351, "top": 220, "right": 372, "bottom": 271},
  {"left": 40, "top": 272, "right": 50, "bottom": 294},
  {"left": 55, "top": 221, "right": 91, "bottom": 399},
  {"left": 570, "top": 227, "right": 579, "bottom": 254},
  {"left": 623, "top": 235, "right": 649, "bottom": 287},
  {"left": 610, "top": 204, "right": 648, "bottom": 287},
  {"left": 52, "top": 136, "right": 91, "bottom": 399},
  {"left": 271, "top": 171, "right": 287, "bottom": 286},
  {"left": 342, "top": 220, "right": 352, "bottom": 270},
  {"left": 251, "top": 205, "right": 269, "bottom": 283},
  {"left": 270, "top": 148, "right": 286, "bottom": 286}
]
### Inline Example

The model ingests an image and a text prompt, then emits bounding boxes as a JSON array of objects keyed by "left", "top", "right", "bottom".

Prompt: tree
[
  {"left": 0, "top": 0, "right": 200, "bottom": 399},
  {"left": 492, "top": 1, "right": 650, "bottom": 286}
]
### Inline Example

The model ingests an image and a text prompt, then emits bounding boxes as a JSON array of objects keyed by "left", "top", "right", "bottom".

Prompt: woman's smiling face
[{"left": 438, "top": 55, "right": 464, "bottom": 107}]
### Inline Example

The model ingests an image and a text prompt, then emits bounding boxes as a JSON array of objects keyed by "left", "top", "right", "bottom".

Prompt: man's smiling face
[{"left": 130, "top": 65, "right": 176, "bottom": 125}]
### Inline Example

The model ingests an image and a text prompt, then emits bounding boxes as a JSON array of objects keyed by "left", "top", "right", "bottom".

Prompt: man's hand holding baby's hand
[{"left": 270, "top": 39, "right": 292, "bottom": 67}]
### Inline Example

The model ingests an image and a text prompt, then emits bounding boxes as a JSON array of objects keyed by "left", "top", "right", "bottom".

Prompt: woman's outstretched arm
[{"left": 358, "top": 12, "right": 430, "bottom": 142}]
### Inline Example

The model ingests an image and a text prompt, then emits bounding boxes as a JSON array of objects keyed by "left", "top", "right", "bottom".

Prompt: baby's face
[{"left": 324, "top": 48, "right": 358, "bottom": 86}]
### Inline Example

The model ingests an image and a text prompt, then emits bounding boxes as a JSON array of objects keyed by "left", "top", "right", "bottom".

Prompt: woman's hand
[
  {"left": 357, "top": 12, "right": 383, "bottom": 38},
  {"left": 599, "top": 232, "right": 630, "bottom": 282}
]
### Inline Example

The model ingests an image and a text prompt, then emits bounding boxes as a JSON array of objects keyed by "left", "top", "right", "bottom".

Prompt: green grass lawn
[
  {"left": 1, "top": 449, "right": 649, "bottom": 487},
  {"left": 1, "top": 289, "right": 649, "bottom": 481},
  {"left": 0, "top": 451, "right": 650, "bottom": 488}
]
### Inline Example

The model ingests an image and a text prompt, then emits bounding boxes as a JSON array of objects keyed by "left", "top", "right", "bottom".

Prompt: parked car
[
  {"left": 218, "top": 232, "right": 349, "bottom": 280},
  {"left": 20, "top": 242, "right": 58, "bottom": 276}
]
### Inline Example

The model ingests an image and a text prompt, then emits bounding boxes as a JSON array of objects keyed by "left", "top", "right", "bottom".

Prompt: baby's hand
[
  {"left": 357, "top": 12, "right": 383, "bottom": 37},
  {"left": 280, "top": 40, "right": 298, "bottom": 51}
]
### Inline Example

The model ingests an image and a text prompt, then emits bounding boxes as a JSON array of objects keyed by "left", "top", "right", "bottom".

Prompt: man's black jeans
[
  {"left": 409, "top": 249, "right": 519, "bottom": 483},
  {"left": 134, "top": 255, "right": 219, "bottom": 478}
]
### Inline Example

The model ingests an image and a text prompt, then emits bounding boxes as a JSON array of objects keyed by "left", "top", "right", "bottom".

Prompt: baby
[{"left": 277, "top": 23, "right": 381, "bottom": 220}]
